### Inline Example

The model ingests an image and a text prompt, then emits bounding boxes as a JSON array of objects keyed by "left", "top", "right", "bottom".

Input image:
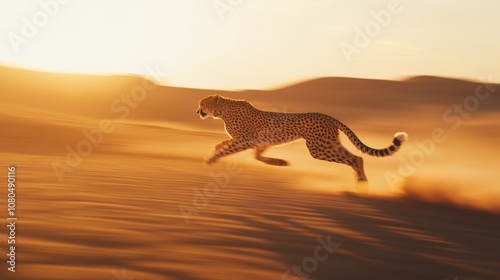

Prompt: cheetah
[{"left": 196, "top": 94, "right": 408, "bottom": 182}]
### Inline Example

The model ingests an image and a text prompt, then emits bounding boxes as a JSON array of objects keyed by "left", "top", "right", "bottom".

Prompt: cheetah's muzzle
[{"left": 197, "top": 109, "right": 207, "bottom": 118}]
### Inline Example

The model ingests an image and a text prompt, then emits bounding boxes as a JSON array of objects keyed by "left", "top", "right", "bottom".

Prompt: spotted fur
[{"left": 196, "top": 94, "right": 407, "bottom": 182}]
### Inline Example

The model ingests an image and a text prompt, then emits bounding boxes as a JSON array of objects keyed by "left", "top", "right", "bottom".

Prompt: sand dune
[{"left": 1, "top": 66, "right": 499, "bottom": 279}]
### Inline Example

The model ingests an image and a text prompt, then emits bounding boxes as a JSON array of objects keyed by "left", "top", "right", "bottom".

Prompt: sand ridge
[{"left": 0, "top": 66, "right": 499, "bottom": 279}]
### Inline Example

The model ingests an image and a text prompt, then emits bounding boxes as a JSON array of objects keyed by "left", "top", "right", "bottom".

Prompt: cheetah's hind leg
[
  {"left": 255, "top": 146, "right": 289, "bottom": 166},
  {"left": 305, "top": 139, "right": 368, "bottom": 188}
]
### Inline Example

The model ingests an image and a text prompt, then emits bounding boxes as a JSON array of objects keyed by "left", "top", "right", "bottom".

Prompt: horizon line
[{"left": 0, "top": 63, "right": 487, "bottom": 92}]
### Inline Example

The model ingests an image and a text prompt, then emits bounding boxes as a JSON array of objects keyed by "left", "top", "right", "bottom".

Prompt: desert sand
[{"left": 0, "top": 66, "right": 499, "bottom": 280}]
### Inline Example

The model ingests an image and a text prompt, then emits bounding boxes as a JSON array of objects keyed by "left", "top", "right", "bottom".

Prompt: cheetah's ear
[{"left": 213, "top": 94, "right": 221, "bottom": 104}]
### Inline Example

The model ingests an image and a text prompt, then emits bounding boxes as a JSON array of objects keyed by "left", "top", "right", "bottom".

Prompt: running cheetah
[{"left": 196, "top": 94, "right": 407, "bottom": 182}]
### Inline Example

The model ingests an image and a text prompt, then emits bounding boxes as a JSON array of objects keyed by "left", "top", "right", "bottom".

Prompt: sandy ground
[{"left": 1, "top": 66, "right": 499, "bottom": 279}]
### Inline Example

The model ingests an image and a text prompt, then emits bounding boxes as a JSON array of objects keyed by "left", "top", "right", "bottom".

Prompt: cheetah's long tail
[{"left": 336, "top": 120, "right": 408, "bottom": 157}]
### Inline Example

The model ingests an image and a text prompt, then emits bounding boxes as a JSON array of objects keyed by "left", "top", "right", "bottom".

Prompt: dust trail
[{"left": 396, "top": 176, "right": 500, "bottom": 213}]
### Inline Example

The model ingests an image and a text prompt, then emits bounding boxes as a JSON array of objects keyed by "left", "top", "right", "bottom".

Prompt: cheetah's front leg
[{"left": 205, "top": 138, "right": 255, "bottom": 165}]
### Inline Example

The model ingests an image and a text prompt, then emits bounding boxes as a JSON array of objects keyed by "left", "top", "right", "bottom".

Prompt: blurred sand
[{"left": 0, "top": 66, "right": 499, "bottom": 279}]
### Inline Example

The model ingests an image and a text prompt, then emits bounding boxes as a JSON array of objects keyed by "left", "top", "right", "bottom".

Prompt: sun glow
[{"left": 0, "top": 0, "right": 499, "bottom": 89}]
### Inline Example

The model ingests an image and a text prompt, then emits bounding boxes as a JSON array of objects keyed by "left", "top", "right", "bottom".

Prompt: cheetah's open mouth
[{"left": 199, "top": 110, "right": 207, "bottom": 118}]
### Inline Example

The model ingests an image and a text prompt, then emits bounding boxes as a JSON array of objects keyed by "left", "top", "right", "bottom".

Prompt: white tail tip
[{"left": 395, "top": 132, "right": 408, "bottom": 142}]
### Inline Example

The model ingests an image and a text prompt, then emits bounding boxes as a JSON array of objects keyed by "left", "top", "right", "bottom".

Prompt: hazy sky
[{"left": 1, "top": 0, "right": 499, "bottom": 89}]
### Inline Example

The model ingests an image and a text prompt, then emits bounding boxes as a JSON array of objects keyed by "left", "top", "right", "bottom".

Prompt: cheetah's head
[{"left": 196, "top": 94, "right": 223, "bottom": 119}]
